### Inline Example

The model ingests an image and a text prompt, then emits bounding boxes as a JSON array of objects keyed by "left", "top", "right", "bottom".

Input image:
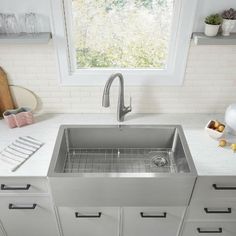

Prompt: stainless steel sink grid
[{"left": 63, "top": 148, "right": 177, "bottom": 173}]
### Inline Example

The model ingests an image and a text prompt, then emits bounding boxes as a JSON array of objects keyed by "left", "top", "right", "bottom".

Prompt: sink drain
[
  {"left": 151, "top": 156, "right": 168, "bottom": 167},
  {"left": 146, "top": 151, "right": 169, "bottom": 167}
]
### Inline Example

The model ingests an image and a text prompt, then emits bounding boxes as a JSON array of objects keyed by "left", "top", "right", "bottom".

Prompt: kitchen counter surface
[{"left": 0, "top": 113, "right": 235, "bottom": 177}]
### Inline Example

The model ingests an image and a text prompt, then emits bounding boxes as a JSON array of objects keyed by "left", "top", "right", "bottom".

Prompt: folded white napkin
[{"left": 0, "top": 136, "right": 44, "bottom": 172}]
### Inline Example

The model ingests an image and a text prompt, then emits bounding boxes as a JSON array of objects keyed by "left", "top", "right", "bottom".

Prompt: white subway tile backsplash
[{"left": 0, "top": 42, "right": 236, "bottom": 114}]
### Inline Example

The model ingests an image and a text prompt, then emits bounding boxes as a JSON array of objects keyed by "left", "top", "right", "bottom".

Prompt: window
[
  {"left": 51, "top": 0, "right": 198, "bottom": 85},
  {"left": 72, "top": 0, "right": 173, "bottom": 69}
]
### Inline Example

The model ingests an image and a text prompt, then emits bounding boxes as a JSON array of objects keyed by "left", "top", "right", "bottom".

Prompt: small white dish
[{"left": 205, "top": 120, "right": 225, "bottom": 140}]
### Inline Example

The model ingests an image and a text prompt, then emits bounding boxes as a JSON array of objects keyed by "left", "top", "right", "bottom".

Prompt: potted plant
[
  {"left": 204, "top": 14, "right": 222, "bottom": 37},
  {"left": 221, "top": 8, "right": 236, "bottom": 36}
]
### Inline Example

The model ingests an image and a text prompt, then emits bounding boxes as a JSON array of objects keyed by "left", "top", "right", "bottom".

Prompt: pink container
[{"left": 3, "top": 107, "right": 34, "bottom": 128}]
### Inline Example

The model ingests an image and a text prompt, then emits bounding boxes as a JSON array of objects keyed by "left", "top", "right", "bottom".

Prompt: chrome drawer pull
[
  {"left": 213, "top": 184, "right": 236, "bottom": 190},
  {"left": 75, "top": 212, "right": 102, "bottom": 218},
  {"left": 204, "top": 208, "right": 231, "bottom": 214},
  {"left": 140, "top": 212, "right": 167, "bottom": 218},
  {"left": 197, "top": 227, "right": 222, "bottom": 234},
  {"left": 1, "top": 184, "right": 31, "bottom": 190},
  {"left": 9, "top": 203, "right": 37, "bottom": 210}
]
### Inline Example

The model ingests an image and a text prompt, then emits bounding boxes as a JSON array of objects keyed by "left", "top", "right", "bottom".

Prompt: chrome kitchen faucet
[{"left": 102, "top": 73, "right": 132, "bottom": 122}]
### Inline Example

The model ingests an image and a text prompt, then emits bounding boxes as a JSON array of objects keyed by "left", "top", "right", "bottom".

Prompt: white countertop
[{"left": 0, "top": 113, "right": 236, "bottom": 177}]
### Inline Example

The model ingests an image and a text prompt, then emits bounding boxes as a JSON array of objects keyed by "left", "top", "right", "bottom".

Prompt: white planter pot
[
  {"left": 204, "top": 23, "right": 220, "bottom": 37},
  {"left": 222, "top": 19, "right": 236, "bottom": 36}
]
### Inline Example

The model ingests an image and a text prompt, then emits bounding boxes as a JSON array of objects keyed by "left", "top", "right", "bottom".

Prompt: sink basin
[
  {"left": 48, "top": 125, "right": 197, "bottom": 206},
  {"left": 49, "top": 125, "right": 196, "bottom": 176}
]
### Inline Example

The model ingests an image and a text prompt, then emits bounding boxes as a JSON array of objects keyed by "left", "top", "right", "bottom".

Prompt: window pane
[{"left": 71, "top": 0, "right": 174, "bottom": 69}]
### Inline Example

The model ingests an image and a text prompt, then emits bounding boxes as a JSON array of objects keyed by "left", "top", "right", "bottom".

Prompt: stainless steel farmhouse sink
[{"left": 48, "top": 125, "right": 197, "bottom": 206}]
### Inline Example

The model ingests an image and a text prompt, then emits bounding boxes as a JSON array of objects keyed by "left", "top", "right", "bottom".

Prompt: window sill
[{"left": 59, "top": 70, "right": 185, "bottom": 86}]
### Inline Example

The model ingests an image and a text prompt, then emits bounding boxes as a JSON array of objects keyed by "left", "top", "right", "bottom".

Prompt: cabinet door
[
  {"left": 191, "top": 177, "right": 236, "bottom": 203},
  {"left": 0, "top": 177, "right": 48, "bottom": 194},
  {"left": 58, "top": 207, "right": 119, "bottom": 236},
  {"left": 122, "top": 207, "right": 185, "bottom": 236},
  {"left": 0, "top": 225, "right": 5, "bottom": 236},
  {"left": 186, "top": 200, "right": 236, "bottom": 221},
  {"left": 0, "top": 196, "right": 59, "bottom": 236},
  {"left": 182, "top": 222, "right": 236, "bottom": 236}
]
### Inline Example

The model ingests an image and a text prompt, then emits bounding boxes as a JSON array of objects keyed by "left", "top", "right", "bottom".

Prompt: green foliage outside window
[{"left": 72, "top": 0, "right": 173, "bottom": 68}]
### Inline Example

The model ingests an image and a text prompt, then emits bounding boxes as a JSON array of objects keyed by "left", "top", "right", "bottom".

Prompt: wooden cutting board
[{"left": 0, "top": 67, "right": 14, "bottom": 117}]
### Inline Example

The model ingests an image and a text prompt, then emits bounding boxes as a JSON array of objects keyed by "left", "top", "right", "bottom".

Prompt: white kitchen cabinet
[
  {"left": 122, "top": 207, "right": 185, "bottom": 236},
  {"left": 186, "top": 200, "right": 236, "bottom": 221},
  {"left": 0, "top": 226, "right": 5, "bottom": 236},
  {"left": 182, "top": 222, "right": 236, "bottom": 236},
  {"left": 58, "top": 207, "right": 120, "bottom": 236},
  {"left": 0, "top": 196, "right": 59, "bottom": 236},
  {"left": 0, "top": 177, "right": 48, "bottom": 194},
  {"left": 181, "top": 176, "right": 236, "bottom": 236},
  {"left": 191, "top": 176, "right": 236, "bottom": 202}
]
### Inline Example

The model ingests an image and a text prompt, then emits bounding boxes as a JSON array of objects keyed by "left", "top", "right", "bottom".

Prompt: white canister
[
  {"left": 225, "top": 104, "right": 236, "bottom": 132},
  {"left": 204, "top": 23, "right": 220, "bottom": 37},
  {"left": 222, "top": 19, "right": 236, "bottom": 36}
]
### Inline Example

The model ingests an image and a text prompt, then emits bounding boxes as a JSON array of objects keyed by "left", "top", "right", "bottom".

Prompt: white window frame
[{"left": 50, "top": 0, "right": 198, "bottom": 86}]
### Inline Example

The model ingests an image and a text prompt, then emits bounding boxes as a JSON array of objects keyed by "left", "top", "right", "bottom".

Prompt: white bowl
[{"left": 205, "top": 120, "right": 225, "bottom": 140}]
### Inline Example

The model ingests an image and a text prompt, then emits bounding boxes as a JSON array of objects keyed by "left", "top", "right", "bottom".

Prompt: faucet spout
[
  {"left": 102, "top": 73, "right": 132, "bottom": 122},
  {"left": 102, "top": 93, "right": 110, "bottom": 107}
]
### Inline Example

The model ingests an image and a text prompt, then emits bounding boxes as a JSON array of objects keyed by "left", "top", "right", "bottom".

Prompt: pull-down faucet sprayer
[{"left": 102, "top": 73, "right": 132, "bottom": 122}]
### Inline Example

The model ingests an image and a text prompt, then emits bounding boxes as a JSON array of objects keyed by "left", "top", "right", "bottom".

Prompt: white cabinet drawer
[
  {"left": 122, "top": 207, "right": 185, "bottom": 236},
  {"left": 0, "top": 177, "right": 48, "bottom": 194},
  {"left": 187, "top": 200, "right": 236, "bottom": 221},
  {"left": 182, "top": 222, "right": 236, "bottom": 236},
  {"left": 191, "top": 176, "right": 236, "bottom": 202},
  {"left": 0, "top": 226, "right": 4, "bottom": 236},
  {"left": 0, "top": 196, "right": 59, "bottom": 236},
  {"left": 58, "top": 207, "right": 119, "bottom": 236}
]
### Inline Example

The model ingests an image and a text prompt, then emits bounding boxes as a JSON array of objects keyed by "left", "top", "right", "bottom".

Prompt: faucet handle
[
  {"left": 121, "top": 96, "right": 132, "bottom": 118},
  {"left": 129, "top": 96, "right": 132, "bottom": 110},
  {"left": 127, "top": 96, "right": 132, "bottom": 112}
]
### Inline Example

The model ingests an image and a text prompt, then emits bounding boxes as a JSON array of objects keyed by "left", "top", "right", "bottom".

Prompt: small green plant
[
  {"left": 222, "top": 8, "right": 236, "bottom": 20},
  {"left": 205, "top": 14, "right": 222, "bottom": 25}
]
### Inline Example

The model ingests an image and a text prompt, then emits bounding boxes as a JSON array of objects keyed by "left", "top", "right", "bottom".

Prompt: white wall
[
  {"left": 0, "top": 42, "right": 236, "bottom": 114},
  {"left": 194, "top": 0, "right": 236, "bottom": 32},
  {"left": 2, "top": 0, "right": 236, "bottom": 33},
  {"left": 0, "top": 0, "right": 51, "bottom": 32},
  {"left": 0, "top": 0, "right": 49, "bottom": 13},
  {"left": 0, "top": 0, "right": 236, "bottom": 114}
]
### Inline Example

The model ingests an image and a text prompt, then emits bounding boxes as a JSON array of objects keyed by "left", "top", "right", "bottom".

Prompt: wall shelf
[
  {"left": 192, "top": 32, "right": 236, "bottom": 45},
  {"left": 0, "top": 32, "right": 52, "bottom": 44}
]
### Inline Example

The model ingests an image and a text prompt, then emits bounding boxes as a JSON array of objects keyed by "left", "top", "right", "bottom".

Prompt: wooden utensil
[{"left": 0, "top": 67, "right": 14, "bottom": 117}]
